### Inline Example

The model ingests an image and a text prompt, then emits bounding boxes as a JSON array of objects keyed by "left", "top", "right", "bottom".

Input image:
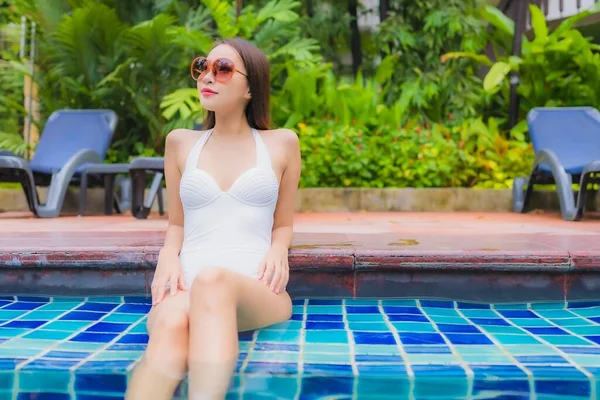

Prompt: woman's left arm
[{"left": 259, "top": 129, "right": 301, "bottom": 293}]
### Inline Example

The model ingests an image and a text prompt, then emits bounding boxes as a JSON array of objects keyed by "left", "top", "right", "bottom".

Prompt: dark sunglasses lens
[
  {"left": 192, "top": 58, "right": 208, "bottom": 80},
  {"left": 214, "top": 59, "right": 234, "bottom": 80}
]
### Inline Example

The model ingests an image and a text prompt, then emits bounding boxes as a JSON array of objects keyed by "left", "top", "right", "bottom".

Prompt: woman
[{"left": 126, "top": 38, "right": 300, "bottom": 400}]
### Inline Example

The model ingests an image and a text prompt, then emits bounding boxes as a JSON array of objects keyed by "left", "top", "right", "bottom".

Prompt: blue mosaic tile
[{"left": 0, "top": 296, "right": 599, "bottom": 399}]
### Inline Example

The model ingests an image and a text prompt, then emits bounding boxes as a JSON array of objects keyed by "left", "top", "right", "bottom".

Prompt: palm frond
[{"left": 201, "top": 0, "right": 237, "bottom": 38}]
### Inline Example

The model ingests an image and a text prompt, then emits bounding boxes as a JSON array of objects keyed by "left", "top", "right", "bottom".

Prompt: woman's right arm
[{"left": 152, "top": 129, "right": 187, "bottom": 305}]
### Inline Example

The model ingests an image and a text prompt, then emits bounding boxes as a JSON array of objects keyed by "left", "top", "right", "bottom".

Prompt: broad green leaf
[
  {"left": 481, "top": 4, "right": 514, "bottom": 36},
  {"left": 529, "top": 4, "right": 548, "bottom": 41},
  {"left": 256, "top": 0, "right": 300, "bottom": 23},
  {"left": 375, "top": 54, "right": 399, "bottom": 84},
  {"left": 441, "top": 52, "right": 493, "bottom": 66},
  {"left": 483, "top": 61, "right": 511, "bottom": 92}
]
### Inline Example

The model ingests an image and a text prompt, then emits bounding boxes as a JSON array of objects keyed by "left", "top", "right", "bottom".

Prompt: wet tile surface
[{"left": 0, "top": 296, "right": 599, "bottom": 398}]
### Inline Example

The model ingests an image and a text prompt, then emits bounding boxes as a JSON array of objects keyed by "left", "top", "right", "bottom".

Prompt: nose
[{"left": 202, "top": 69, "right": 214, "bottom": 84}]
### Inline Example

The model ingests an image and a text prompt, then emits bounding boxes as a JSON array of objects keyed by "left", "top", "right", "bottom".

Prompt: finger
[
  {"left": 156, "top": 280, "right": 166, "bottom": 304},
  {"left": 258, "top": 260, "right": 267, "bottom": 280},
  {"left": 263, "top": 262, "right": 275, "bottom": 285},
  {"left": 279, "top": 265, "right": 289, "bottom": 293},
  {"left": 170, "top": 275, "right": 178, "bottom": 296},
  {"left": 151, "top": 277, "right": 162, "bottom": 305},
  {"left": 178, "top": 274, "right": 187, "bottom": 291},
  {"left": 270, "top": 263, "right": 282, "bottom": 292}
]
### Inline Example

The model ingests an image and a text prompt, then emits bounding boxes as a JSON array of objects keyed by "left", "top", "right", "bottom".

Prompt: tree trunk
[{"left": 347, "top": 0, "right": 363, "bottom": 75}]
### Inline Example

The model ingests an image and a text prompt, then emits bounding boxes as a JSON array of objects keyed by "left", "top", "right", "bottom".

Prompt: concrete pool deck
[{"left": 0, "top": 211, "right": 599, "bottom": 301}]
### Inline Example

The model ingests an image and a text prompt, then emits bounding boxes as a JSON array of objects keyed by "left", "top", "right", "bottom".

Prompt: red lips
[{"left": 201, "top": 88, "right": 217, "bottom": 95}]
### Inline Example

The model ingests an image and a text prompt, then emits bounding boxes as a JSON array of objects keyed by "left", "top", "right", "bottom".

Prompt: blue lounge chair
[
  {"left": 512, "top": 106, "right": 600, "bottom": 221},
  {"left": 128, "top": 156, "right": 165, "bottom": 219},
  {"left": 0, "top": 109, "right": 125, "bottom": 217}
]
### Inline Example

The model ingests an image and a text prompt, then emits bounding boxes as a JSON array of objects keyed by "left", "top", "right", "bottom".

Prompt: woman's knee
[
  {"left": 190, "top": 267, "right": 235, "bottom": 309},
  {"left": 147, "top": 304, "right": 189, "bottom": 337}
]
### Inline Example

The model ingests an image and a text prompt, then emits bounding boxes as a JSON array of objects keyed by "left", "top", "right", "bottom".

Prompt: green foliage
[
  {"left": 372, "top": 0, "right": 492, "bottom": 124},
  {"left": 297, "top": 117, "right": 533, "bottom": 189},
  {"left": 445, "top": 3, "right": 600, "bottom": 126}
]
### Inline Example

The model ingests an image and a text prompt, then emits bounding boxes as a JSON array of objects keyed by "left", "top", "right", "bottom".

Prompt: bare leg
[
  {"left": 126, "top": 292, "right": 190, "bottom": 400},
  {"left": 187, "top": 267, "right": 293, "bottom": 400}
]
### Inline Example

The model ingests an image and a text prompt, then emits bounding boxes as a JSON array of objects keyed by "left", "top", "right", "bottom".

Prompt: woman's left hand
[{"left": 258, "top": 243, "right": 289, "bottom": 294}]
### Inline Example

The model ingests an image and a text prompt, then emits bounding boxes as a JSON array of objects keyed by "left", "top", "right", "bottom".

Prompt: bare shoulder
[
  {"left": 261, "top": 128, "right": 299, "bottom": 153},
  {"left": 165, "top": 128, "right": 203, "bottom": 149}
]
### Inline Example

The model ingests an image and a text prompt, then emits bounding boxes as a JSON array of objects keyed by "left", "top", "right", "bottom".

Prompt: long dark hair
[{"left": 201, "top": 38, "right": 271, "bottom": 130}]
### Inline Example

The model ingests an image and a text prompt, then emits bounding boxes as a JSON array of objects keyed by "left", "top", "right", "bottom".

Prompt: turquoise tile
[
  {"left": 305, "top": 330, "right": 348, "bottom": 344},
  {"left": 51, "top": 297, "right": 86, "bottom": 303},
  {"left": 509, "top": 318, "right": 553, "bottom": 327},
  {"left": 493, "top": 334, "right": 542, "bottom": 345},
  {"left": 38, "top": 302, "right": 82, "bottom": 311},
  {"left": 530, "top": 302, "right": 566, "bottom": 310},
  {"left": 480, "top": 326, "right": 525, "bottom": 335},
  {"left": 0, "top": 328, "right": 28, "bottom": 338},
  {"left": 460, "top": 355, "right": 514, "bottom": 364},
  {"left": 427, "top": 316, "right": 470, "bottom": 325},
  {"left": 538, "top": 335, "right": 593, "bottom": 346},
  {"left": 494, "top": 303, "right": 530, "bottom": 310},
  {"left": 18, "top": 370, "right": 70, "bottom": 392},
  {"left": 414, "top": 375, "right": 468, "bottom": 398},
  {"left": 239, "top": 342, "right": 252, "bottom": 352},
  {"left": 292, "top": 305, "right": 304, "bottom": 314},
  {"left": 307, "top": 306, "right": 343, "bottom": 314},
  {"left": 571, "top": 308, "right": 600, "bottom": 318},
  {"left": 103, "top": 313, "right": 144, "bottom": 323},
  {"left": 249, "top": 351, "right": 299, "bottom": 363},
  {"left": 264, "top": 320, "right": 302, "bottom": 331},
  {"left": 0, "top": 372, "right": 13, "bottom": 391},
  {"left": 348, "top": 322, "right": 389, "bottom": 331},
  {"left": 43, "top": 321, "right": 91, "bottom": 331},
  {"left": 392, "top": 322, "right": 436, "bottom": 333},
  {"left": 0, "top": 347, "right": 41, "bottom": 357},
  {"left": 0, "top": 310, "right": 25, "bottom": 320},
  {"left": 56, "top": 341, "right": 106, "bottom": 351},
  {"left": 129, "top": 323, "right": 148, "bottom": 334},
  {"left": 303, "top": 343, "right": 349, "bottom": 354},
  {"left": 503, "top": 344, "right": 560, "bottom": 355},
  {"left": 354, "top": 344, "right": 400, "bottom": 355},
  {"left": 566, "top": 326, "right": 600, "bottom": 335},
  {"left": 569, "top": 355, "right": 600, "bottom": 366},
  {"left": 4, "top": 338, "right": 58, "bottom": 349},
  {"left": 345, "top": 299, "right": 380, "bottom": 306},
  {"left": 86, "top": 296, "right": 123, "bottom": 303},
  {"left": 538, "top": 310, "right": 581, "bottom": 319},
  {"left": 550, "top": 318, "right": 594, "bottom": 327},
  {"left": 92, "top": 351, "right": 142, "bottom": 361},
  {"left": 19, "top": 311, "right": 63, "bottom": 321},
  {"left": 421, "top": 308, "right": 461, "bottom": 317},
  {"left": 256, "top": 330, "right": 300, "bottom": 343},
  {"left": 460, "top": 310, "right": 499, "bottom": 318},
  {"left": 453, "top": 345, "right": 504, "bottom": 355},
  {"left": 382, "top": 300, "right": 417, "bottom": 306},
  {"left": 407, "top": 354, "right": 458, "bottom": 364},
  {"left": 347, "top": 314, "right": 384, "bottom": 322},
  {"left": 303, "top": 352, "right": 350, "bottom": 363}
]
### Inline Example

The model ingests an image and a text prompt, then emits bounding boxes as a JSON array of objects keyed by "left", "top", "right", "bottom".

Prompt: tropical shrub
[
  {"left": 372, "top": 0, "right": 493, "bottom": 124},
  {"left": 297, "top": 117, "right": 533, "bottom": 189},
  {"left": 443, "top": 3, "right": 600, "bottom": 133}
]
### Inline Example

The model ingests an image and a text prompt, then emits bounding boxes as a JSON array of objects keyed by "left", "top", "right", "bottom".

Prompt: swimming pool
[{"left": 0, "top": 295, "right": 598, "bottom": 399}]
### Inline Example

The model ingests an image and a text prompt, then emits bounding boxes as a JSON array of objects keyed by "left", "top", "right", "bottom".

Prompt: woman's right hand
[{"left": 151, "top": 247, "right": 187, "bottom": 306}]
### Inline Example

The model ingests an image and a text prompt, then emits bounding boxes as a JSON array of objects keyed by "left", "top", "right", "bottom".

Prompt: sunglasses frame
[{"left": 190, "top": 56, "right": 248, "bottom": 82}]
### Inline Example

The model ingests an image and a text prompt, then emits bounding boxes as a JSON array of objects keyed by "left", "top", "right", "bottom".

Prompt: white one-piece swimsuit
[{"left": 178, "top": 128, "right": 280, "bottom": 289}]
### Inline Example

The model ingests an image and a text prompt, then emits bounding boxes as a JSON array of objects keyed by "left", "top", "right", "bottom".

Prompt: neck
[{"left": 212, "top": 107, "right": 251, "bottom": 137}]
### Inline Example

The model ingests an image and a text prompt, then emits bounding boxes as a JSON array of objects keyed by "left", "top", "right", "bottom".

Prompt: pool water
[{"left": 0, "top": 296, "right": 599, "bottom": 399}]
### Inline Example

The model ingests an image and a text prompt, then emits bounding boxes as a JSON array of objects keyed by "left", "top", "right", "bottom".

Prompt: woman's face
[{"left": 195, "top": 44, "right": 250, "bottom": 113}]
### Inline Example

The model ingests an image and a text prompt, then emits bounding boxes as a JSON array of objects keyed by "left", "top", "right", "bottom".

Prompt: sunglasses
[{"left": 190, "top": 56, "right": 248, "bottom": 82}]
